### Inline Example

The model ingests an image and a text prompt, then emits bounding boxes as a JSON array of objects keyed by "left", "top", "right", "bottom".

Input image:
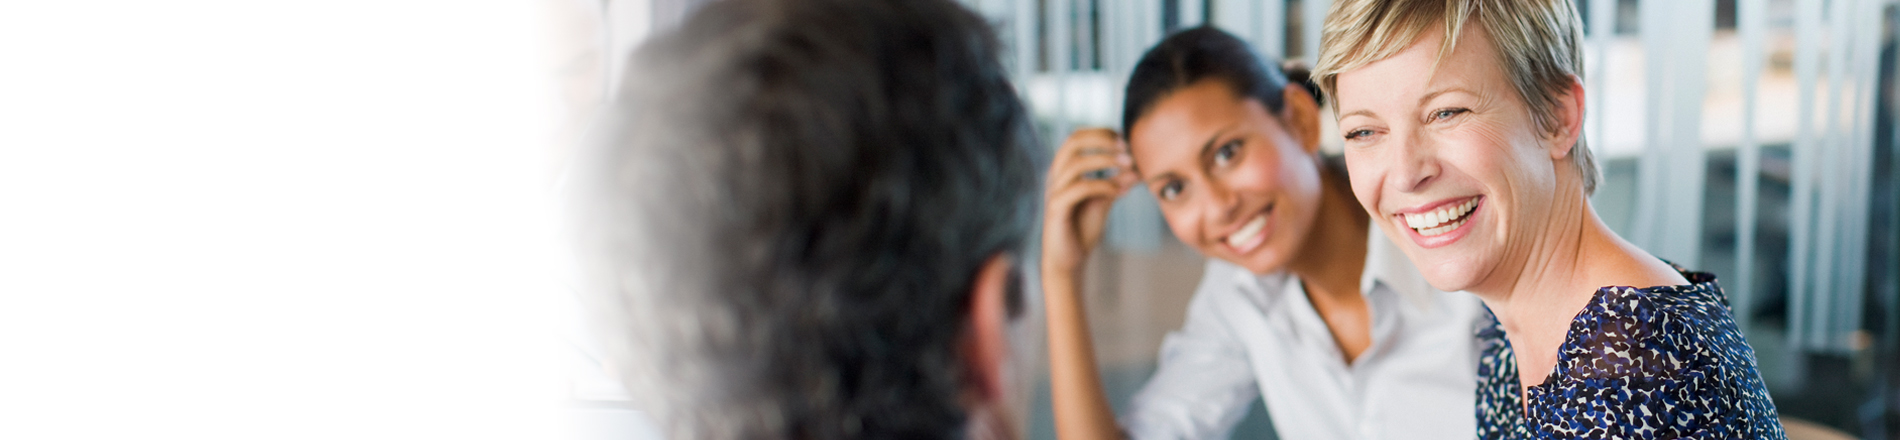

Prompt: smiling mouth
[
  {"left": 1223, "top": 204, "right": 1273, "bottom": 253},
  {"left": 1227, "top": 215, "right": 1266, "bottom": 248},
  {"left": 1401, "top": 197, "right": 1479, "bottom": 237}
]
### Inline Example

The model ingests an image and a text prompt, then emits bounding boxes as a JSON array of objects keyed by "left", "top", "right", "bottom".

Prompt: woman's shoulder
[
  {"left": 1183, "top": 259, "right": 1294, "bottom": 313},
  {"left": 1584, "top": 267, "right": 1732, "bottom": 341},
  {"left": 1560, "top": 268, "right": 1778, "bottom": 406},
  {"left": 1535, "top": 270, "right": 1786, "bottom": 439},
  {"left": 1569, "top": 269, "right": 1738, "bottom": 364},
  {"left": 1195, "top": 259, "right": 1292, "bottom": 293}
]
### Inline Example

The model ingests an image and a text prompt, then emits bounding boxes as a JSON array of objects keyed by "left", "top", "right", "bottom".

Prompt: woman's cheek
[
  {"left": 1343, "top": 151, "right": 1382, "bottom": 216},
  {"left": 1241, "top": 147, "right": 1290, "bottom": 194},
  {"left": 1159, "top": 208, "right": 1203, "bottom": 251}
]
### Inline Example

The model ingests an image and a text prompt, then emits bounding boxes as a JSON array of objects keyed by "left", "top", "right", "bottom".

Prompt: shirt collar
[{"left": 1359, "top": 226, "right": 1439, "bottom": 311}]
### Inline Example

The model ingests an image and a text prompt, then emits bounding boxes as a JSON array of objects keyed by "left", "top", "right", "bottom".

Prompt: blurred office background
[
  {"left": 568, "top": 0, "right": 1900, "bottom": 438},
  {"left": 6, "top": 2, "right": 568, "bottom": 439}
]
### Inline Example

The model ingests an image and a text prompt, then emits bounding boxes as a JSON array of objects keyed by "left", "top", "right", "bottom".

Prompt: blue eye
[
  {"left": 1431, "top": 108, "right": 1469, "bottom": 121},
  {"left": 1344, "top": 129, "right": 1374, "bottom": 141}
]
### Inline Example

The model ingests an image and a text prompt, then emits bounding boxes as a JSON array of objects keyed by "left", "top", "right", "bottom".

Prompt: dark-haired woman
[{"left": 1042, "top": 27, "right": 1483, "bottom": 439}]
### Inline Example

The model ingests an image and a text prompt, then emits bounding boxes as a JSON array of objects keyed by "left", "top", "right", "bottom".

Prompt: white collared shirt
[{"left": 1119, "top": 228, "right": 1485, "bottom": 440}]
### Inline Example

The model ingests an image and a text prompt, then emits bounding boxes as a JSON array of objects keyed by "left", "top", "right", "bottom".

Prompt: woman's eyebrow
[
  {"left": 1338, "top": 109, "right": 1378, "bottom": 120},
  {"left": 1144, "top": 171, "right": 1175, "bottom": 187},
  {"left": 1141, "top": 124, "right": 1238, "bottom": 186},
  {"left": 1336, "top": 87, "right": 1480, "bottom": 121},
  {"left": 1418, "top": 87, "right": 1478, "bottom": 105},
  {"left": 1197, "top": 127, "right": 1234, "bottom": 161}
]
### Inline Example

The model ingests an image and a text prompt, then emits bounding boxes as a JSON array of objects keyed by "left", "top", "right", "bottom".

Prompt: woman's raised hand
[
  {"left": 1040, "top": 128, "right": 1139, "bottom": 278},
  {"left": 1041, "top": 128, "right": 1139, "bottom": 440}
]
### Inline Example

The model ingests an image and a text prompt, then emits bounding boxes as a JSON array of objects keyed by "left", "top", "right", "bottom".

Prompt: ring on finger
[{"left": 1082, "top": 167, "right": 1119, "bottom": 180}]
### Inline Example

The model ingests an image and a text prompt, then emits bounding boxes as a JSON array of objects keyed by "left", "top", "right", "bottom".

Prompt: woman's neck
[
  {"left": 1288, "top": 159, "right": 1374, "bottom": 364},
  {"left": 1472, "top": 176, "right": 1688, "bottom": 387},
  {"left": 1480, "top": 200, "right": 1689, "bottom": 331},
  {"left": 1287, "top": 161, "right": 1369, "bottom": 301},
  {"left": 1485, "top": 200, "right": 1593, "bottom": 350}
]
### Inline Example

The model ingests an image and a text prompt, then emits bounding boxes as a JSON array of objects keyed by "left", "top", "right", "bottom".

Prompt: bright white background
[{"left": 0, "top": 1, "right": 566, "bottom": 439}]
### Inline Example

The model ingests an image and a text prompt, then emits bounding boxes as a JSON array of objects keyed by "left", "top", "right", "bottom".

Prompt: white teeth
[
  {"left": 1226, "top": 215, "right": 1267, "bottom": 249},
  {"left": 1402, "top": 198, "right": 1477, "bottom": 235},
  {"left": 1416, "top": 216, "right": 1469, "bottom": 236}
]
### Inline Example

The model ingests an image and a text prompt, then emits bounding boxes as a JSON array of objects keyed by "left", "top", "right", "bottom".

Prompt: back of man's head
[{"left": 572, "top": 0, "right": 1040, "bottom": 438}]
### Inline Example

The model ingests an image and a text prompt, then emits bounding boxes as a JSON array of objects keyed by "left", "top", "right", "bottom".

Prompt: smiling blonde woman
[{"left": 1313, "top": 0, "right": 1786, "bottom": 438}]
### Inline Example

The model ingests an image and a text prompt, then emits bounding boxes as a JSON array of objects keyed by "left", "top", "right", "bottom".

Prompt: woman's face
[
  {"left": 1129, "top": 80, "right": 1322, "bottom": 274},
  {"left": 1333, "top": 25, "right": 1580, "bottom": 293}
]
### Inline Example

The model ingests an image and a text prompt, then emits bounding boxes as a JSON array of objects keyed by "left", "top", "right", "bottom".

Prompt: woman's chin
[
  {"left": 1228, "top": 246, "right": 1293, "bottom": 275},
  {"left": 1419, "top": 262, "right": 1485, "bottom": 294}
]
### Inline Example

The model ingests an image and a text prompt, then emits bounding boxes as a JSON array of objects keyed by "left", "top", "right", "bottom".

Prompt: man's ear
[
  {"left": 1282, "top": 85, "right": 1323, "bottom": 155},
  {"left": 1548, "top": 75, "right": 1586, "bottom": 161},
  {"left": 960, "top": 254, "right": 1014, "bottom": 403}
]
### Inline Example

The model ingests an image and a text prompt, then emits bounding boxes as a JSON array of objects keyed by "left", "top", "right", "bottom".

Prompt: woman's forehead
[
  {"left": 1336, "top": 25, "right": 1507, "bottom": 115},
  {"left": 1130, "top": 82, "right": 1244, "bottom": 139},
  {"left": 1128, "top": 83, "right": 1286, "bottom": 176}
]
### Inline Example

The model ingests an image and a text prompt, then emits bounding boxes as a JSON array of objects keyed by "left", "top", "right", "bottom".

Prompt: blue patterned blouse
[{"left": 1475, "top": 268, "right": 1787, "bottom": 439}]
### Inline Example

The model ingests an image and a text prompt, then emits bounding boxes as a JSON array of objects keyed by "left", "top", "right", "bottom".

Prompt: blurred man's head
[{"left": 571, "top": 0, "right": 1041, "bottom": 438}]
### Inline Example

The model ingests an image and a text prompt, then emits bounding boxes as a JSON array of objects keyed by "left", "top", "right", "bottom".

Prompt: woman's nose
[
  {"left": 1390, "top": 130, "right": 1439, "bottom": 193},
  {"left": 1201, "top": 180, "right": 1240, "bottom": 224}
]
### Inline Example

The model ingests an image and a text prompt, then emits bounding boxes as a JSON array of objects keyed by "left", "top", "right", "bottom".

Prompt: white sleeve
[{"left": 1119, "top": 261, "right": 1261, "bottom": 440}]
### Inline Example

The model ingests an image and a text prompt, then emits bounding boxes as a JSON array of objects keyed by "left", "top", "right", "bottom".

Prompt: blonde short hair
[{"left": 1311, "top": 0, "right": 1598, "bottom": 194}]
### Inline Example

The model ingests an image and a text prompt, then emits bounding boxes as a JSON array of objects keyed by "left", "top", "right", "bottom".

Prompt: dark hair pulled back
[{"left": 1121, "top": 26, "right": 1320, "bottom": 137}]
